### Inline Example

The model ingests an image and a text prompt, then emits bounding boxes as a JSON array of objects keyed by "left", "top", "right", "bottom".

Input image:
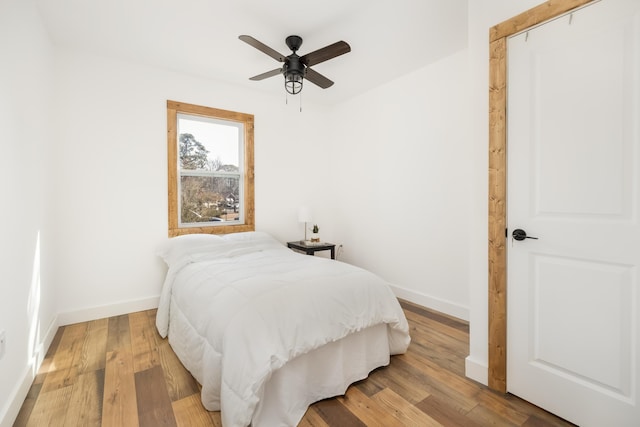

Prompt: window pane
[
  {"left": 180, "top": 175, "right": 241, "bottom": 225},
  {"left": 178, "top": 114, "right": 241, "bottom": 172},
  {"left": 177, "top": 112, "right": 244, "bottom": 227}
]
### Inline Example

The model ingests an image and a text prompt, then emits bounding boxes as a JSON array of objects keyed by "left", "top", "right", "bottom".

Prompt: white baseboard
[
  {"left": 465, "top": 355, "right": 488, "bottom": 386},
  {"left": 0, "top": 314, "right": 59, "bottom": 427},
  {"left": 389, "top": 284, "right": 469, "bottom": 321},
  {"left": 57, "top": 296, "right": 159, "bottom": 326}
]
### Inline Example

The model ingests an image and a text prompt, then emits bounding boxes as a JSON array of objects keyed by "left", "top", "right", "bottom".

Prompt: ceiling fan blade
[
  {"left": 249, "top": 68, "right": 282, "bottom": 81},
  {"left": 305, "top": 68, "right": 334, "bottom": 89},
  {"left": 239, "top": 35, "right": 286, "bottom": 62},
  {"left": 300, "top": 41, "right": 351, "bottom": 67}
]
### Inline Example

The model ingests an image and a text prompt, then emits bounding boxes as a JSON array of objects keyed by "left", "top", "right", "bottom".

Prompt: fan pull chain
[{"left": 283, "top": 91, "right": 302, "bottom": 112}]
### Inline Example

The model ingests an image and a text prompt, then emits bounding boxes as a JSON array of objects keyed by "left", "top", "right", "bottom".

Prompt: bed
[{"left": 156, "top": 231, "right": 411, "bottom": 427}]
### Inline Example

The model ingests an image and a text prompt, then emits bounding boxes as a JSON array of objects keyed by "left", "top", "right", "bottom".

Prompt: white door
[{"left": 507, "top": 1, "right": 640, "bottom": 426}]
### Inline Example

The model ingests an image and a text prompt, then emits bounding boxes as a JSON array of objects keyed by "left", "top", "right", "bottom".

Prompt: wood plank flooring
[{"left": 13, "top": 300, "right": 575, "bottom": 426}]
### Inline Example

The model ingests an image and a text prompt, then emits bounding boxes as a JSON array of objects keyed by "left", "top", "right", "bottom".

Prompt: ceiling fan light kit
[
  {"left": 239, "top": 34, "right": 350, "bottom": 97},
  {"left": 285, "top": 73, "right": 303, "bottom": 95}
]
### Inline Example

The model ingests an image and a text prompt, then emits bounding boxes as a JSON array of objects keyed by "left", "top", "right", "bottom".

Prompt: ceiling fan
[{"left": 239, "top": 35, "right": 351, "bottom": 95}]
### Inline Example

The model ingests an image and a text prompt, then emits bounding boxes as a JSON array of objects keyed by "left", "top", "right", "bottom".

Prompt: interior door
[{"left": 506, "top": 1, "right": 640, "bottom": 426}]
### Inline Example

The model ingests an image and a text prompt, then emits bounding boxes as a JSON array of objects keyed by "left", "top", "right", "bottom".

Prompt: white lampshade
[{"left": 298, "top": 206, "right": 312, "bottom": 223}]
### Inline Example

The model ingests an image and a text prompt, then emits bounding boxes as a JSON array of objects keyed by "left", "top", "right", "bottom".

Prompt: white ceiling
[{"left": 36, "top": 0, "right": 468, "bottom": 105}]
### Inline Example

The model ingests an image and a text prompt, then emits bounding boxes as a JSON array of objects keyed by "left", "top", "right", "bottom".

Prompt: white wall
[
  {"left": 52, "top": 49, "right": 335, "bottom": 322},
  {"left": 465, "top": 0, "right": 547, "bottom": 384},
  {"left": 327, "top": 50, "right": 472, "bottom": 320},
  {"left": 0, "top": 0, "right": 57, "bottom": 425}
]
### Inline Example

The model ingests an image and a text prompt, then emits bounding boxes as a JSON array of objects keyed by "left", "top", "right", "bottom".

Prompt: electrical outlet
[{"left": 0, "top": 330, "right": 5, "bottom": 360}]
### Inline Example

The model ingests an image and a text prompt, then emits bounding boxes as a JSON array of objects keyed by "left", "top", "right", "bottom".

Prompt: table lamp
[{"left": 298, "top": 207, "right": 312, "bottom": 242}]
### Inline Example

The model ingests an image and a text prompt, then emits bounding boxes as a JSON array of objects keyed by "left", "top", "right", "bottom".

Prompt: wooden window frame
[
  {"left": 167, "top": 100, "right": 255, "bottom": 237},
  {"left": 487, "top": 0, "right": 595, "bottom": 393}
]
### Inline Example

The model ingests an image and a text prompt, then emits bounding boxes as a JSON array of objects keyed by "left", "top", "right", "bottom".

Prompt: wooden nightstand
[{"left": 287, "top": 241, "right": 336, "bottom": 259}]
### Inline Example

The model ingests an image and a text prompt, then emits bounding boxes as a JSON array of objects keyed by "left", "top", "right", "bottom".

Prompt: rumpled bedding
[{"left": 156, "top": 232, "right": 410, "bottom": 427}]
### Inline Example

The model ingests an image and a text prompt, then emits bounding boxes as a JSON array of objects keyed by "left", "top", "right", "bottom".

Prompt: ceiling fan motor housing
[{"left": 284, "top": 54, "right": 305, "bottom": 76}]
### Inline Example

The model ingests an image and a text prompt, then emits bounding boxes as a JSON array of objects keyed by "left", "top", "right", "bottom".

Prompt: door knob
[{"left": 512, "top": 229, "right": 538, "bottom": 241}]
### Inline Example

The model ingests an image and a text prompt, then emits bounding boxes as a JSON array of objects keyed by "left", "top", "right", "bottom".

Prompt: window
[{"left": 167, "top": 101, "right": 254, "bottom": 236}]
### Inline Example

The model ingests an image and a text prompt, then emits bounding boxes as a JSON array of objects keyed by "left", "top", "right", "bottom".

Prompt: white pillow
[
  {"left": 157, "top": 233, "right": 225, "bottom": 266},
  {"left": 221, "top": 231, "right": 275, "bottom": 243}
]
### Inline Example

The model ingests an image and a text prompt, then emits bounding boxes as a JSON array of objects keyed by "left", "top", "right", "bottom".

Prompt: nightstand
[{"left": 287, "top": 241, "right": 336, "bottom": 259}]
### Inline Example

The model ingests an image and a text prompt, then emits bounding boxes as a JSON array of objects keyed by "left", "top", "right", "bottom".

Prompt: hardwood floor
[{"left": 13, "top": 300, "right": 575, "bottom": 426}]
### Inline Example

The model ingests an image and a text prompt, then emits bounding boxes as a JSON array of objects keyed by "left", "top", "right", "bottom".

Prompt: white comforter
[{"left": 156, "top": 232, "right": 410, "bottom": 427}]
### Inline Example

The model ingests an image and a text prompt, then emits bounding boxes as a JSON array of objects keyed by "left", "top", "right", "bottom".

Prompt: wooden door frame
[{"left": 487, "top": 0, "right": 595, "bottom": 392}]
